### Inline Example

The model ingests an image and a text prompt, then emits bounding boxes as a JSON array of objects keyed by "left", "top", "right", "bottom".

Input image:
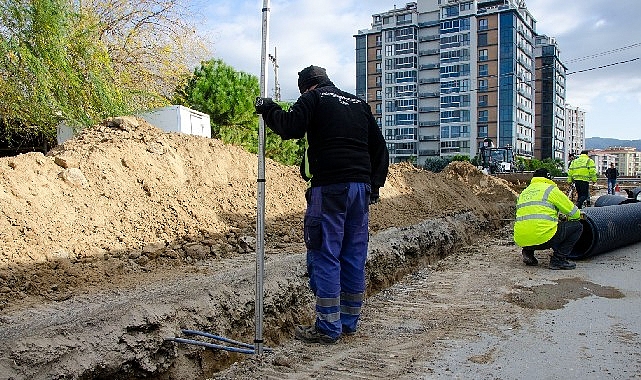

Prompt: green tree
[
  {"left": 78, "top": 0, "right": 210, "bottom": 108},
  {"left": 422, "top": 157, "right": 452, "bottom": 173},
  {"left": 175, "top": 60, "right": 304, "bottom": 166},
  {"left": 0, "top": 0, "right": 129, "bottom": 148}
]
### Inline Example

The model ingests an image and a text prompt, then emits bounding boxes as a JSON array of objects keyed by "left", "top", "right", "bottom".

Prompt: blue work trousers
[
  {"left": 304, "top": 182, "right": 370, "bottom": 339},
  {"left": 607, "top": 179, "right": 617, "bottom": 195}
]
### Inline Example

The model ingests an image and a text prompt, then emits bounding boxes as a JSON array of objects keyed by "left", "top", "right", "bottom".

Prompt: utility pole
[{"left": 268, "top": 47, "right": 281, "bottom": 101}]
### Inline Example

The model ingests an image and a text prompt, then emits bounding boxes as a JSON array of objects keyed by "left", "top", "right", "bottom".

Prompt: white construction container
[
  {"left": 56, "top": 105, "right": 211, "bottom": 145},
  {"left": 139, "top": 105, "right": 211, "bottom": 138}
]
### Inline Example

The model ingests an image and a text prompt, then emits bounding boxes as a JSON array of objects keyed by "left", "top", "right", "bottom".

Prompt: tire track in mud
[{"left": 213, "top": 233, "right": 527, "bottom": 379}]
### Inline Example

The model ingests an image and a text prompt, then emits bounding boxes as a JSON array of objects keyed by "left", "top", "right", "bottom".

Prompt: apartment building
[
  {"left": 564, "top": 104, "right": 586, "bottom": 155},
  {"left": 355, "top": 0, "right": 538, "bottom": 165},
  {"left": 591, "top": 147, "right": 641, "bottom": 177},
  {"left": 534, "top": 35, "right": 567, "bottom": 161}
]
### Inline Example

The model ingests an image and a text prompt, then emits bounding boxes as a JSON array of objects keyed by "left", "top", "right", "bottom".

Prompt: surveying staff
[
  {"left": 255, "top": 65, "right": 389, "bottom": 344},
  {"left": 605, "top": 162, "right": 619, "bottom": 195},
  {"left": 514, "top": 168, "right": 583, "bottom": 270},
  {"left": 567, "top": 150, "right": 597, "bottom": 209}
]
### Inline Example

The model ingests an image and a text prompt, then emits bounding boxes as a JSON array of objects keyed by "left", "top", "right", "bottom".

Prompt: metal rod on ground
[
  {"left": 181, "top": 330, "right": 273, "bottom": 352},
  {"left": 168, "top": 338, "right": 256, "bottom": 355},
  {"left": 255, "top": 0, "right": 270, "bottom": 356}
]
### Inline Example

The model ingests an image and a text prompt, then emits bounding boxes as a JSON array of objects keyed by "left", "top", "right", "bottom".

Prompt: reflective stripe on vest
[{"left": 516, "top": 185, "right": 558, "bottom": 222}]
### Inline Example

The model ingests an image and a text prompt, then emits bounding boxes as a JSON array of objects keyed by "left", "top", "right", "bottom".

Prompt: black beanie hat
[
  {"left": 298, "top": 65, "right": 329, "bottom": 94},
  {"left": 533, "top": 168, "right": 551, "bottom": 179}
]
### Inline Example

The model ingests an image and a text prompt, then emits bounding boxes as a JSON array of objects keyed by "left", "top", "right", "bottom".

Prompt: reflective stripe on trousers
[{"left": 304, "top": 182, "right": 370, "bottom": 339}]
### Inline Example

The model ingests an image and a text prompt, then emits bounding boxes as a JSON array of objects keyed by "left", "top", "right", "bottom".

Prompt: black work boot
[
  {"left": 521, "top": 249, "right": 538, "bottom": 266},
  {"left": 294, "top": 325, "right": 338, "bottom": 345},
  {"left": 549, "top": 255, "right": 576, "bottom": 270}
]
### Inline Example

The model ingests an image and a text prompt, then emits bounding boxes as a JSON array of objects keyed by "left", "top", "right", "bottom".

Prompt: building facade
[
  {"left": 534, "top": 35, "right": 567, "bottom": 162},
  {"left": 591, "top": 147, "right": 641, "bottom": 177},
  {"left": 564, "top": 104, "right": 586, "bottom": 158},
  {"left": 355, "top": 0, "right": 538, "bottom": 165}
]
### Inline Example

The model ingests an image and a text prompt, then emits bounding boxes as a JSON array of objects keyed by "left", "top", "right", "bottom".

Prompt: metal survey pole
[{"left": 255, "top": 0, "right": 270, "bottom": 355}]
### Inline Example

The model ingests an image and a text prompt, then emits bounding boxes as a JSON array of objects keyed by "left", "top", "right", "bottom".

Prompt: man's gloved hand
[
  {"left": 255, "top": 97, "right": 276, "bottom": 115},
  {"left": 369, "top": 188, "right": 380, "bottom": 205}
]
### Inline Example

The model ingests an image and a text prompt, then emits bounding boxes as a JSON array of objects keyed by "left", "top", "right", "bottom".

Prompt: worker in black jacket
[
  {"left": 255, "top": 65, "right": 389, "bottom": 344},
  {"left": 605, "top": 163, "right": 619, "bottom": 195}
]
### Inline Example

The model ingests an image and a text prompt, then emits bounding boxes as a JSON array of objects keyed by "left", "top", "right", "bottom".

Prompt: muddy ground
[{"left": 0, "top": 116, "right": 612, "bottom": 379}]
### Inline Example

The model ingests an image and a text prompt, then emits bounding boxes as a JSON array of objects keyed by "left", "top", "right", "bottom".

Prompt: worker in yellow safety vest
[
  {"left": 567, "top": 150, "right": 597, "bottom": 209},
  {"left": 514, "top": 168, "right": 583, "bottom": 270}
]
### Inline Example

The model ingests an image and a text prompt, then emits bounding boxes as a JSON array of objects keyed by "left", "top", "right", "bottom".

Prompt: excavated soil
[{"left": 0, "top": 117, "right": 522, "bottom": 379}]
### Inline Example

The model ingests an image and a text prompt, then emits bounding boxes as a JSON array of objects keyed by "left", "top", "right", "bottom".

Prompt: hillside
[{"left": 586, "top": 137, "right": 641, "bottom": 150}]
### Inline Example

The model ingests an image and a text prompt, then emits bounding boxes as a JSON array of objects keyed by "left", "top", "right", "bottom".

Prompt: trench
[{"left": 0, "top": 208, "right": 513, "bottom": 380}]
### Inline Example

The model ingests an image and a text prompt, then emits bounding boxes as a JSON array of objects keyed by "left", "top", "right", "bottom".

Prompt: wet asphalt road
[{"left": 421, "top": 242, "right": 641, "bottom": 380}]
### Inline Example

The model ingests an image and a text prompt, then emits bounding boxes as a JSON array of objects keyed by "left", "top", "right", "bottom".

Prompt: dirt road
[{"left": 211, "top": 229, "right": 641, "bottom": 380}]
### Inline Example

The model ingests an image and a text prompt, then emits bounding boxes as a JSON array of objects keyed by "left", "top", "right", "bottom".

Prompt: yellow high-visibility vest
[
  {"left": 568, "top": 154, "right": 597, "bottom": 183},
  {"left": 514, "top": 177, "right": 580, "bottom": 247}
]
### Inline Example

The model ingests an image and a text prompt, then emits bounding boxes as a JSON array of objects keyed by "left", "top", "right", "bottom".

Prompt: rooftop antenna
[{"left": 268, "top": 47, "right": 281, "bottom": 101}]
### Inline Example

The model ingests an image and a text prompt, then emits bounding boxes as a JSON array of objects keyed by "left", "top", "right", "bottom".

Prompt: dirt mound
[
  {"left": 0, "top": 117, "right": 519, "bottom": 378},
  {"left": 0, "top": 118, "right": 517, "bottom": 311}
]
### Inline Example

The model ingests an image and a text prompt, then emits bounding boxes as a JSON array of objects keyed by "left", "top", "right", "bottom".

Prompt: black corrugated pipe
[
  {"left": 569, "top": 202, "right": 641, "bottom": 259},
  {"left": 594, "top": 194, "right": 639, "bottom": 207}
]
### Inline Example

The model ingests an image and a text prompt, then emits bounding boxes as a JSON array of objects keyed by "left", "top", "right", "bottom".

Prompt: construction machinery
[{"left": 477, "top": 138, "right": 518, "bottom": 174}]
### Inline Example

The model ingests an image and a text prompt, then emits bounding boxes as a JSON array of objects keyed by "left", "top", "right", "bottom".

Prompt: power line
[
  {"left": 565, "top": 42, "right": 641, "bottom": 63},
  {"left": 567, "top": 57, "right": 640, "bottom": 75}
]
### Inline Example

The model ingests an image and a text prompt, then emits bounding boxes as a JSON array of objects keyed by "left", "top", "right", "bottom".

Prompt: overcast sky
[{"left": 195, "top": 0, "right": 641, "bottom": 140}]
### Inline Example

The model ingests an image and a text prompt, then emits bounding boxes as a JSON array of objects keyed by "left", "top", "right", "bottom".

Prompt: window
[
  {"left": 376, "top": 90, "right": 382, "bottom": 100},
  {"left": 443, "top": 5, "right": 459, "bottom": 17},
  {"left": 478, "top": 110, "right": 488, "bottom": 122},
  {"left": 478, "top": 95, "right": 488, "bottom": 107},
  {"left": 376, "top": 49, "right": 382, "bottom": 59},
  {"left": 376, "top": 76, "right": 382, "bottom": 86},
  {"left": 376, "top": 63, "right": 381, "bottom": 73},
  {"left": 478, "top": 125, "right": 488, "bottom": 137},
  {"left": 478, "top": 33, "right": 488, "bottom": 46},
  {"left": 460, "top": 2, "right": 472, "bottom": 11},
  {"left": 479, "top": 64, "right": 488, "bottom": 77},
  {"left": 479, "top": 19, "right": 488, "bottom": 31},
  {"left": 479, "top": 49, "right": 488, "bottom": 61},
  {"left": 478, "top": 79, "right": 488, "bottom": 92}
]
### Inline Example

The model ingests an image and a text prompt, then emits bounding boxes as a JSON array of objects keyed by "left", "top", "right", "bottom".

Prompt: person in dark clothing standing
[
  {"left": 255, "top": 65, "right": 389, "bottom": 344},
  {"left": 605, "top": 163, "right": 619, "bottom": 195}
]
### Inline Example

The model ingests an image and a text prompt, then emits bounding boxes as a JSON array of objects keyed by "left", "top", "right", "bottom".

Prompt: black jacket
[
  {"left": 605, "top": 167, "right": 618, "bottom": 180},
  {"left": 260, "top": 82, "right": 389, "bottom": 192}
]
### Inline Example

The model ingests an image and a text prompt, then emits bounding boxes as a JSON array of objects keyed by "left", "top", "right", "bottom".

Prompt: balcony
[
  {"left": 419, "top": 107, "right": 440, "bottom": 113},
  {"left": 418, "top": 20, "right": 440, "bottom": 28},
  {"left": 419, "top": 35, "right": 440, "bottom": 42},
  {"left": 420, "top": 150, "right": 440, "bottom": 156},
  {"left": 419, "top": 49, "right": 439, "bottom": 56},
  {"left": 420, "top": 135, "right": 439, "bottom": 141},
  {"left": 419, "top": 121, "right": 440, "bottom": 127},
  {"left": 419, "top": 78, "right": 440, "bottom": 84},
  {"left": 395, "top": 134, "right": 416, "bottom": 140},
  {"left": 420, "top": 63, "right": 440, "bottom": 70},
  {"left": 418, "top": 92, "right": 440, "bottom": 98}
]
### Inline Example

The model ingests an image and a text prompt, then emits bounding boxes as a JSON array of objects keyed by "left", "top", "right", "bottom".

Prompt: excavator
[{"left": 477, "top": 138, "right": 518, "bottom": 174}]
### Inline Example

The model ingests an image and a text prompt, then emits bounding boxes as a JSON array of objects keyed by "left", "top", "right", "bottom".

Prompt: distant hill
[{"left": 586, "top": 137, "right": 641, "bottom": 151}]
